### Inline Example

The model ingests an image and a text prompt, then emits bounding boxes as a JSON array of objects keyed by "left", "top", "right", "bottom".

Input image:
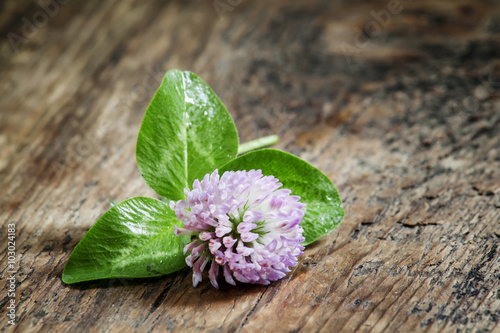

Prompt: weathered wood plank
[{"left": 1, "top": 0, "right": 499, "bottom": 332}]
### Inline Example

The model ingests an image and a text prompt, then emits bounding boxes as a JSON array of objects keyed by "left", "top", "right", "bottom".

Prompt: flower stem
[{"left": 237, "top": 134, "right": 279, "bottom": 155}]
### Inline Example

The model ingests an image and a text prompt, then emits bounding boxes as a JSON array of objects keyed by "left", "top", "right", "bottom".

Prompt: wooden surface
[{"left": 1, "top": 0, "right": 500, "bottom": 332}]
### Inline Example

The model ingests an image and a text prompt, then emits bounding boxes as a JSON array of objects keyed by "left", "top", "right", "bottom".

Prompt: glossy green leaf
[
  {"left": 62, "top": 197, "right": 189, "bottom": 284},
  {"left": 136, "top": 70, "right": 239, "bottom": 201},
  {"left": 220, "top": 149, "right": 344, "bottom": 245}
]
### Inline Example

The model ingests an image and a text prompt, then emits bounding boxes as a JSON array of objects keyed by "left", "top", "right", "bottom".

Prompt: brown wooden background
[{"left": 1, "top": 0, "right": 500, "bottom": 332}]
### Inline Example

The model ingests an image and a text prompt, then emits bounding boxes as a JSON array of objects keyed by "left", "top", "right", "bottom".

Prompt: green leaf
[
  {"left": 220, "top": 149, "right": 344, "bottom": 245},
  {"left": 136, "top": 70, "right": 239, "bottom": 201},
  {"left": 62, "top": 197, "right": 189, "bottom": 284}
]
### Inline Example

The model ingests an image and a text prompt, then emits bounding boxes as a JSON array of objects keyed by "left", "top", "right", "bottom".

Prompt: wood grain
[{"left": 1, "top": 0, "right": 499, "bottom": 332}]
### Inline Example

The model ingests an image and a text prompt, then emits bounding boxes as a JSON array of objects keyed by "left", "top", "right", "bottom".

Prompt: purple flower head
[{"left": 170, "top": 169, "right": 306, "bottom": 288}]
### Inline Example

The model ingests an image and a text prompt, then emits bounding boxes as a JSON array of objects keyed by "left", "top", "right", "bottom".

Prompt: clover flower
[{"left": 170, "top": 169, "right": 305, "bottom": 288}]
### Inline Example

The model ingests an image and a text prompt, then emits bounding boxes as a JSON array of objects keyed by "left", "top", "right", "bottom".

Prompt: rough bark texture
[{"left": 1, "top": 0, "right": 500, "bottom": 332}]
